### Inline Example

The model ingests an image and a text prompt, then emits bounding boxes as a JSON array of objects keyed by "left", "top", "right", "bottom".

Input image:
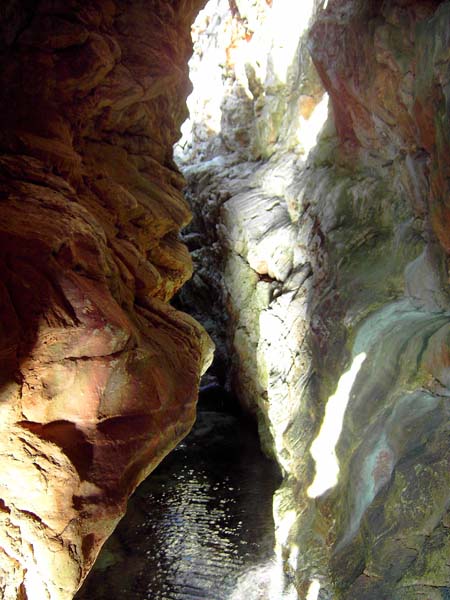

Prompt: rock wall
[
  {"left": 177, "top": 0, "right": 450, "bottom": 598},
  {"left": 0, "top": 1, "right": 212, "bottom": 598},
  {"left": 305, "top": 3, "right": 450, "bottom": 598}
]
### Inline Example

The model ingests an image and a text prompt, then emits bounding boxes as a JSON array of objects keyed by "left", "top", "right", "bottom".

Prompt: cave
[{"left": 1, "top": 1, "right": 450, "bottom": 599}]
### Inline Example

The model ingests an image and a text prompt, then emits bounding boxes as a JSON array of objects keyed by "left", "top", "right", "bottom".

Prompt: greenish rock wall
[{"left": 177, "top": 0, "right": 450, "bottom": 598}]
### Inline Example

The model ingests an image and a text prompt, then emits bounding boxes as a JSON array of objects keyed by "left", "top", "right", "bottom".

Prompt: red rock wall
[
  {"left": 0, "top": 1, "right": 211, "bottom": 598},
  {"left": 309, "top": 0, "right": 450, "bottom": 251}
]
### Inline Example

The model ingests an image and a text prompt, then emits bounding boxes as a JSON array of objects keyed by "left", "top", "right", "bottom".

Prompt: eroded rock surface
[
  {"left": 0, "top": 1, "right": 212, "bottom": 598},
  {"left": 177, "top": 1, "right": 450, "bottom": 598}
]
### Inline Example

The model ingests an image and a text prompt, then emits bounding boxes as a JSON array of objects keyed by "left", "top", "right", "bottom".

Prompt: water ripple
[{"left": 76, "top": 410, "right": 281, "bottom": 600}]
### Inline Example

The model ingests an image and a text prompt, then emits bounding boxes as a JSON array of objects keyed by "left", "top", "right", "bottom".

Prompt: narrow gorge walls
[
  {"left": 1, "top": 0, "right": 450, "bottom": 598},
  {"left": 177, "top": 1, "right": 450, "bottom": 598},
  {"left": 0, "top": 1, "right": 212, "bottom": 598}
]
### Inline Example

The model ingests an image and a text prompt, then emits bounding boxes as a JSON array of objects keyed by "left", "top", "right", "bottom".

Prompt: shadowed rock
[{"left": 0, "top": 1, "right": 212, "bottom": 598}]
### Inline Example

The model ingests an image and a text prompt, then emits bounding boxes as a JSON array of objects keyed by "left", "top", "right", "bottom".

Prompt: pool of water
[{"left": 76, "top": 407, "right": 282, "bottom": 600}]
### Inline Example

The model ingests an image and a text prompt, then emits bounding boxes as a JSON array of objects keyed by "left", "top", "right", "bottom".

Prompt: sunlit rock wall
[
  {"left": 177, "top": 0, "right": 450, "bottom": 598},
  {"left": 0, "top": 1, "right": 213, "bottom": 598},
  {"left": 175, "top": 0, "right": 326, "bottom": 389}
]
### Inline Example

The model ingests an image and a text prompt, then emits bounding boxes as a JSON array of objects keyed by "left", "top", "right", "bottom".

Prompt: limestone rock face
[
  {"left": 0, "top": 1, "right": 212, "bottom": 598},
  {"left": 178, "top": 0, "right": 450, "bottom": 598}
]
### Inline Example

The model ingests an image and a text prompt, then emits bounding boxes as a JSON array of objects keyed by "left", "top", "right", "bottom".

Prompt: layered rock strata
[
  {"left": 0, "top": 1, "right": 212, "bottom": 599},
  {"left": 177, "top": 0, "right": 450, "bottom": 598}
]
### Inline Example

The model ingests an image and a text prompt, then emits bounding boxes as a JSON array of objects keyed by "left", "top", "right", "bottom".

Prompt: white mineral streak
[
  {"left": 306, "top": 579, "right": 321, "bottom": 600},
  {"left": 307, "top": 352, "right": 367, "bottom": 498}
]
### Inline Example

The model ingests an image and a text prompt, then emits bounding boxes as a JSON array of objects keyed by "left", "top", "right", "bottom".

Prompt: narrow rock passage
[{"left": 76, "top": 401, "right": 281, "bottom": 600}]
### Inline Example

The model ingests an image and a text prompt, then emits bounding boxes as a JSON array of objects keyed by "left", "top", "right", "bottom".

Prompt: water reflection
[{"left": 76, "top": 406, "right": 281, "bottom": 600}]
